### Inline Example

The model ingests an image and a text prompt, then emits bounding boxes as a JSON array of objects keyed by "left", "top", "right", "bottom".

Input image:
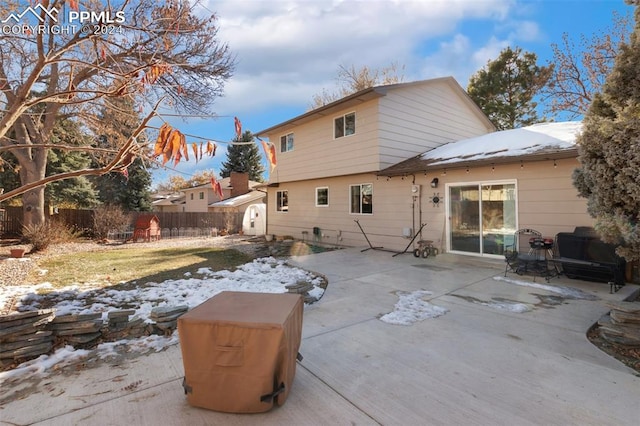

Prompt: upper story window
[
  {"left": 316, "top": 187, "right": 329, "bottom": 207},
  {"left": 280, "top": 133, "right": 294, "bottom": 152},
  {"left": 199, "top": 192, "right": 204, "bottom": 200},
  {"left": 190, "top": 193, "right": 194, "bottom": 200},
  {"left": 350, "top": 183, "right": 372, "bottom": 214},
  {"left": 276, "top": 190, "right": 288, "bottom": 212},
  {"left": 334, "top": 112, "right": 356, "bottom": 139}
]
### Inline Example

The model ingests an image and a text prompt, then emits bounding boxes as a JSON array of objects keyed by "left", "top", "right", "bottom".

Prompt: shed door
[{"left": 448, "top": 182, "right": 516, "bottom": 257}]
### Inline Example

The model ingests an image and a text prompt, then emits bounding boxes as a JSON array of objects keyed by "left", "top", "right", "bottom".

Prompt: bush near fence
[{"left": 1, "top": 207, "right": 244, "bottom": 239}]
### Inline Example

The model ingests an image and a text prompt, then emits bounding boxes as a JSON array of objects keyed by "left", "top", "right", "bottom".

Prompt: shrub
[
  {"left": 22, "top": 220, "right": 79, "bottom": 252},
  {"left": 93, "top": 205, "right": 131, "bottom": 240}
]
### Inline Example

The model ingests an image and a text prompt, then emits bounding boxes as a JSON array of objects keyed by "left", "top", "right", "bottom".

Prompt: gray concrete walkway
[{"left": 2, "top": 248, "right": 639, "bottom": 425}]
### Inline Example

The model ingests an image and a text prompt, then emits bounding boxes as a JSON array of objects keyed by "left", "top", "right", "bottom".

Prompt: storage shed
[
  {"left": 242, "top": 203, "right": 267, "bottom": 236},
  {"left": 133, "top": 214, "right": 161, "bottom": 242}
]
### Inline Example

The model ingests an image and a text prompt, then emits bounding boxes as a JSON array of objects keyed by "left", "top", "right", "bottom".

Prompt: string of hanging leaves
[{"left": 153, "top": 123, "right": 217, "bottom": 166}]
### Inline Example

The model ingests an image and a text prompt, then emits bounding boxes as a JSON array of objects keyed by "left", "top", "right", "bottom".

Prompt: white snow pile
[
  {"left": 493, "top": 275, "right": 599, "bottom": 300},
  {"left": 379, "top": 290, "right": 448, "bottom": 325},
  {"left": 3, "top": 257, "right": 326, "bottom": 322},
  {"left": 0, "top": 257, "right": 325, "bottom": 384},
  {"left": 472, "top": 298, "right": 532, "bottom": 313}
]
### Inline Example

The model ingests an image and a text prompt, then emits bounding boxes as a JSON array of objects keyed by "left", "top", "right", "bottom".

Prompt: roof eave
[
  {"left": 255, "top": 87, "right": 383, "bottom": 136},
  {"left": 377, "top": 148, "right": 579, "bottom": 177}
]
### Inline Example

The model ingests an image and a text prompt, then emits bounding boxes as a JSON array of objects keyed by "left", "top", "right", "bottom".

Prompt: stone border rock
[{"left": 0, "top": 306, "right": 188, "bottom": 371}]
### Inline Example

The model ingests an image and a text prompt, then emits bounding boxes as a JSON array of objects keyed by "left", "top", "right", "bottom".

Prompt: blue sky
[{"left": 150, "top": 0, "right": 634, "bottom": 188}]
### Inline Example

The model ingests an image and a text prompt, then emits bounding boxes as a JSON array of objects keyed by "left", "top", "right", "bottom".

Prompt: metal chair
[{"left": 504, "top": 228, "right": 548, "bottom": 279}]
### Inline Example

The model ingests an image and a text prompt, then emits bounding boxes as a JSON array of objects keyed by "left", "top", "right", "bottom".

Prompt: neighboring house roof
[
  {"left": 379, "top": 121, "right": 582, "bottom": 177},
  {"left": 181, "top": 177, "right": 262, "bottom": 192},
  {"left": 255, "top": 76, "right": 494, "bottom": 136},
  {"left": 152, "top": 193, "right": 185, "bottom": 206},
  {"left": 209, "top": 190, "right": 265, "bottom": 208}
]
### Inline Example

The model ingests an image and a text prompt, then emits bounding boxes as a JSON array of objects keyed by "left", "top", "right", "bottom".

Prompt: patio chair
[{"left": 504, "top": 228, "right": 549, "bottom": 279}]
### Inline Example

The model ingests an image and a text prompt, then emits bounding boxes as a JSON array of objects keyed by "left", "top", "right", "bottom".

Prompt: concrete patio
[{"left": 2, "top": 248, "right": 639, "bottom": 425}]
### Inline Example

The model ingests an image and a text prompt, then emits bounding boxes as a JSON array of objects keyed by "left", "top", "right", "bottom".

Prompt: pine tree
[
  {"left": 92, "top": 98, "right": 153, "bottom": 211},
  {"left": 220, "top": 131, "right": 265, "bottom": 182},
  {"left": 573, "top": 3, "right": 640, "bottom": 261},
  {"left": 46, "top": 150, "right": 100, "bottom": 209},
  {"left": 467, "top": 47, "right": 553, "bottom": 130},
  {"left": 95, "top": 158, "right": 153, "bottom": 211}
]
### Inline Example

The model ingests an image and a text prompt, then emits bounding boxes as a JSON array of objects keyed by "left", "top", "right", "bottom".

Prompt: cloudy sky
[{"left": 152, "top": 0, "right": 633, "bottom": 186}]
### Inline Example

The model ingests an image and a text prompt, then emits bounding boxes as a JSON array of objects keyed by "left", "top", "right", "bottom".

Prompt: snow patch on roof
[
  {"left": 421, "top": 121, "right": 582, "bottom": 165},
  {"left": 209, "top": 191, "right": 264, "bottom": 207}
]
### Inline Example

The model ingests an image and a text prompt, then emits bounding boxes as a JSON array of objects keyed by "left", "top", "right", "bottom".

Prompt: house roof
[
  {"left": 181, "top": 177, "right": 262, "bottom": 192},
  {"left": 255, "top": 76, "right": 494, "bottom": 136},
  {"left": 209, "top": 190, "right": 265, "bottom": 208},
  {"left": 378, "top": 121, "right": 583, "bottom": 177},
  {"left": 151, "top": 193, "right": 185, "bottom": 206}
]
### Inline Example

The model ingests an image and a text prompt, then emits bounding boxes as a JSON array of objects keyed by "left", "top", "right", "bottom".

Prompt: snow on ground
[
  {"left": 0, "top": 257, "right": 324, "bottom": 384},
  {"left": 379, "top": 290, "right": 448, "bottom": 325},
  {"left": 7, "top": 257, "right": 326, "bottom": 321},
  {"left": 1, "top": 255, "right": 599, "bottom": 384},
  {"left": 494, "top": 275, "right": 599, "bottom": 300}
]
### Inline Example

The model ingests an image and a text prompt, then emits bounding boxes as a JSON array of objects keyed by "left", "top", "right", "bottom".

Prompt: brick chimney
[{"left": 230, "top": 172, "right": 249, "bottom": 197}]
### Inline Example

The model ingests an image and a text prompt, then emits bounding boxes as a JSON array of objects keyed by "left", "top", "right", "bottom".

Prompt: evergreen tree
[
  {"left": 0, "top": 153, "right": 21, "bottom": 206},
  {"left": 46, "top": 151, "right": 100, "bottom": 209},
  {"left": 92, "top": 98, "right": 153, "bottom": 211},
  {"left": 95, "top": 158, "right": 153, "bottom": 211},
  {"left": 46, "top": 118, "right": 100, "bottom": 208},
  {"left": 573, "top": 3, "right": 640, "bottom": 261},
  {"left": 220, "top": 131, "right": 265, "bottom": 182},
  {"left": 467, "top": 47, "right": 553, "bottom": 130}
]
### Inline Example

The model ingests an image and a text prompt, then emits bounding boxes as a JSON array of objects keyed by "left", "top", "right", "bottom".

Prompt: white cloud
[
  {"left": 507, "top": 20, "right": 542, "bottom": 42},
  {"left": 150, "top": 0, "right": 611, "bottom": 184},
  {"left": 200, "top": 0, "right": 517, "bottom": 113}
]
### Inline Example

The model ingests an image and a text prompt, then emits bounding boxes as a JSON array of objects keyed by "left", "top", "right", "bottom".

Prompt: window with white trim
[
  {"left": 276, "top": 190, "right": 288, "bottom": 212},
  {"left": 334, "top": 112, "right": 355, "bottom": 138},
  {"left": 280, "top": 133, "right": 294, "bottom": 152},
  {"left": 350, "top": 184, "right": 372, "bottom": 214},
  {"left": 316, "top": 187, "right": 329, "bottom": 207}
]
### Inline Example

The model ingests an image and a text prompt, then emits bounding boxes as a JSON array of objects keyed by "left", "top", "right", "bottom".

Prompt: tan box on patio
[{"left": 178, "top": 291, "right": 304, "bottom": 413}]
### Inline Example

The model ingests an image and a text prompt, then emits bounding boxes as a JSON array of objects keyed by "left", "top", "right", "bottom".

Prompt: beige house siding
[
  {"left": 183, "top": 188, "right": 213, "bottom": 212},
  {"left": 267, "top": 102, "right": 380, "bottom": 183},
  {"left": 515, "top": 158, "right": 593, "bottom": 234},
  {"left": 267, "top": 173, "right": 421, "bottom": 248},
  {"left": 266, "top": 158, "right": 593, "bottom": 254},
  {"left": 263, "top": 79, "right": 494, "bottom": 184},
  {"left": 377, "top": 81, "right": 493, "bottom": 168}
]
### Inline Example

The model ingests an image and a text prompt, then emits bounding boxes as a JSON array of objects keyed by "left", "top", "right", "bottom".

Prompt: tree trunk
[
  {"left": 22, "top": 186, "right": 46, "bottom": 229},
  {"left": 18, "top": 143, "right": 48, "bottom": 230}
]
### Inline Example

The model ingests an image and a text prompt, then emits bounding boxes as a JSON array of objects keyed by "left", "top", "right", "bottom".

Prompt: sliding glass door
[{"left": 448, "top": 182, "right": 516, "bottom": 256}]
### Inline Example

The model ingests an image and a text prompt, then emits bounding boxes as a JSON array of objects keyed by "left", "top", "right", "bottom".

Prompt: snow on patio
[{"left": 0, "top": 255, "right": 600, "bottom": 384}]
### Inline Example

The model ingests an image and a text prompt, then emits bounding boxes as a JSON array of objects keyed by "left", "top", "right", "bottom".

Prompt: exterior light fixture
[{"left": 430, "top": 177, "right": 439, "bottom": 188}]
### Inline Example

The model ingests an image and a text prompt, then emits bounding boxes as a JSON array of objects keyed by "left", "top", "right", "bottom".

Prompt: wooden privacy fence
[{"left": 0, "top": 207, "right": 244, "bottom": 238}]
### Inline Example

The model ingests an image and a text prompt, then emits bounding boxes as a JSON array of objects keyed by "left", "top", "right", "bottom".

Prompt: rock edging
[{"left": 0, "top": 306, "right": 188, "bottom": 371}]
